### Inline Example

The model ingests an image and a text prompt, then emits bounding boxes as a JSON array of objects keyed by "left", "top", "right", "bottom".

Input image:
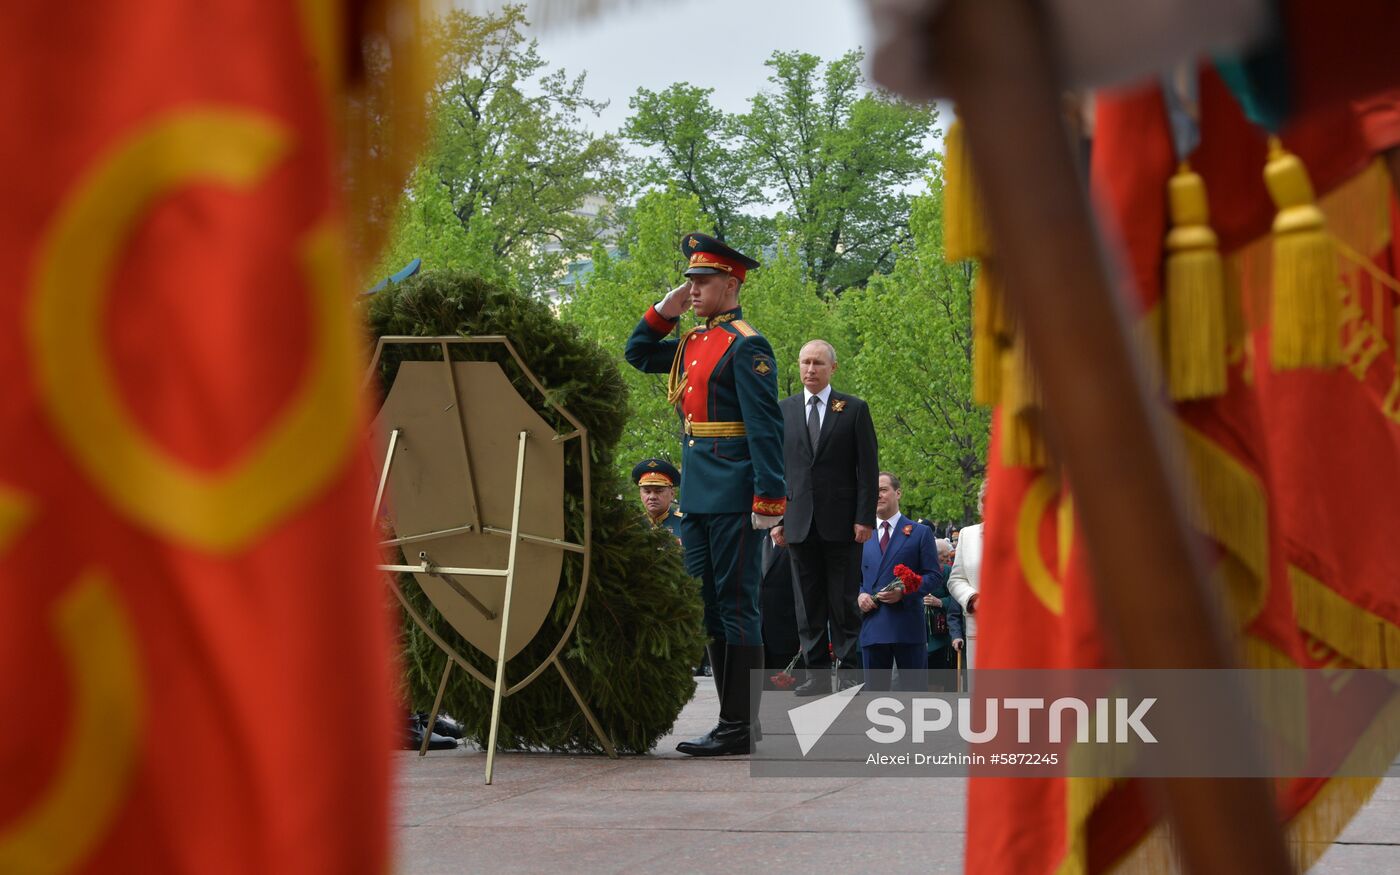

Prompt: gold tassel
[
  {"left": 1164, "top": 162, "right": 1229, "bottom": 400},
  {"left": 972, "top": 263, "right": 1005, "bottom": 406},
  {"left": 999, "top": 330, "right": 1046, "bottom": 468},
  {"left": 1264, "top": 137, "right": 1342, "bottom": 370},
  {"left": 943, "top": 117, "right": 990, "bottom": 263}
]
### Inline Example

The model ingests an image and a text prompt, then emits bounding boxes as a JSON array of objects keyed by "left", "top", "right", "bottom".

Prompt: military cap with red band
[
  {"left": 681, "top": 231, "right": 761, "bottom": 282},
  {"left": 632, "top": 457, "right": 680, "bottom": 488}
]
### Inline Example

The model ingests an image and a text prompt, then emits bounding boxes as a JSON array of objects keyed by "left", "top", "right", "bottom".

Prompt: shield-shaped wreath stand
[{"left": 366, "top": 336, "right": 616, "bottom": 784}]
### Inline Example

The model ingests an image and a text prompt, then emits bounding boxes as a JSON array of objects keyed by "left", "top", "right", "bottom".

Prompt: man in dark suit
[
  {"left": 859, "top": 472, "right": 937, "bottom": 691},
  {"left": 771, "top": 339, "right": 878, "bottom": 696}
]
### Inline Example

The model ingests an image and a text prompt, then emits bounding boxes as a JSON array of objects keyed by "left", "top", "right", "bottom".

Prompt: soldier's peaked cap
[
  {"left": 681, "top": 232, "right": 761, "bottom": 282},
  {"left": 632, "top": 457, "right": 680, "bottom": 488}
]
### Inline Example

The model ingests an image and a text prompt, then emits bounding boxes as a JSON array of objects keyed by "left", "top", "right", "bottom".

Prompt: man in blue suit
[{"left": 858, "top": 472, "right": 938, "bottom": 691}]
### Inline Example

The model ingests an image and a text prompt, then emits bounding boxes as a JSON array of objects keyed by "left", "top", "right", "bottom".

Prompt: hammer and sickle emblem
[
  {"left": 0, "top": 572, "right": 143, "bottom": 874},
  {"left": 1015, "top": 471, "right": 1072, "bottom": 616},
  {"left": 29, "top": 109, "right": 359, "bottom": 553}
]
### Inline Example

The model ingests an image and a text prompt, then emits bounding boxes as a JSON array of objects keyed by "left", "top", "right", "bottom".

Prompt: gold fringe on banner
[
  {"left": 1264, "top": 137, "right": 1342, "bottom": 371},
  {"left": 1290, "top": 565, "right": 1400, "bottom": 670},
  {"left": 1175, "top": 423, "right": 1270, "bottom": 589},
  {"left": 999, "top": 331, "right": 1046, "bottom": 468},
  {"left": 1280, "top": 664, "right": 1399, "bottom": 873},
  {"left": 1164, "top": 162, "right": 1229, "bottom": 399},
  {"left": 943, "top": 117, "right": 990, "bottom": 263},
  {"left": 1286, "top": 776, "right": 1385, "bottom": 873},
  {"left": 972, "top": 263, "right": 1007, "bottom": 406}
]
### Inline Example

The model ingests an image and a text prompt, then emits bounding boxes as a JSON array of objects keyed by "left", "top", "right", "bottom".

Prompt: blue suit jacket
[{"left": 859, "top": 514, "right": 938, "bottom": 646}]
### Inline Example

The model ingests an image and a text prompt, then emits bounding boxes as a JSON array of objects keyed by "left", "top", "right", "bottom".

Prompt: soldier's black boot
[
  {"left": 677, "top": 645, "right": 762, "bottom": 757},
  {"left": 676, "top": 643, "right": 726, "bottom": 752},
  {"left": 709, "top": 642, "right": 727, "bottom": 701}
]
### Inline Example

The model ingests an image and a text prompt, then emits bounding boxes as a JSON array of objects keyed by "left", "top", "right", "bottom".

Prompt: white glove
[
  {"left": 656, "top": 281, "right": 693, "bottom": 320},
  {"left": 751, "top": 513, "right": 782, "bottom": 530}
]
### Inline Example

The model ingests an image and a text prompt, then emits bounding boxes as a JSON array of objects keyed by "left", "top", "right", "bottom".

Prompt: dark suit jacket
[
  {"left": 779, "top": 389, "right": 878, "bottom": 543},
  {"left": 859, "top": 515, "right": 937, "bottom": 646}
]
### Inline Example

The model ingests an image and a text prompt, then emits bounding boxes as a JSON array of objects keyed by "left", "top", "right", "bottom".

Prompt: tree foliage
[
  {"left": 621, "top": 51, "right": 939, "bottom": 296},
  {"left": 377, "top": 4, "right": 623, "bottom": 294},
  {"left": 736, "top": 51, "right": 939, "bottom": 294},
  {"left": 624, "top": 84, "right": 757, "bottom": 244},
  {"left": 837, "top": 175, "right": 988, "bottom": 523}
]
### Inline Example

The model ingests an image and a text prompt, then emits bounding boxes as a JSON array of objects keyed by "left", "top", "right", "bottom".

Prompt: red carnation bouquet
[
  {"left": 769, "top": 652, "right": 801, "bottom": 689},
  {"left": 877, "top": 564, "right": 922, "bottom": 598}
]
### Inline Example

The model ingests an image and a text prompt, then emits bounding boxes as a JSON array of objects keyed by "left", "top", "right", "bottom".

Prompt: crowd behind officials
[
  {"left": 636, "top": 424, "right": 981, "bottom": 695},
  {"left": 627, "top": 232, "right": 983, "bottom": 757}
]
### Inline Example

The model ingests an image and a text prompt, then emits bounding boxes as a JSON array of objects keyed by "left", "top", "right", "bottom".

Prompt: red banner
[
  {"left": 1068, "top": 69, "right": 1400, "bottom": 872},
  {"left": 0, "top": 4, "right": 395, "bottom": 871},
  {"left": 966, "top": 416, "right": 1081, "bottom": 874}
]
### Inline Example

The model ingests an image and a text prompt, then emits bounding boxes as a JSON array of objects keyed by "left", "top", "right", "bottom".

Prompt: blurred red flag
[
  {"left": 964, "top": 418, "right": 1080, "bottom": 875},
  {"left": 0, "top": 3, "right": 415, "bottom": 871},
  {"left": 967, "top": 58, "right": 1400, "bottom": 873},
  {"left": 1060, "top": 68, "right": 1400, "bottom": 872}
]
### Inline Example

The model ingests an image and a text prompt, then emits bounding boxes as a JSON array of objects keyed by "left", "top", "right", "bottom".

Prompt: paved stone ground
[{"left": 393, "top": 679, "right": 1399, "bottom": 874}]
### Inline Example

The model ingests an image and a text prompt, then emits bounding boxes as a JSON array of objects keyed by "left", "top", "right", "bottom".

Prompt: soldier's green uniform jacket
[
  {"left": 653, "top": 507, "right": 684, "bottom": 540},
  {"left": 625, "top": 306, "right": 786, "bottom": 518}
]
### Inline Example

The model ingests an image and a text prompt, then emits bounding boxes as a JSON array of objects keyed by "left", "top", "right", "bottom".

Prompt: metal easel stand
[{"left": 368, "top": 337, "right": 617, "bottom": 784}]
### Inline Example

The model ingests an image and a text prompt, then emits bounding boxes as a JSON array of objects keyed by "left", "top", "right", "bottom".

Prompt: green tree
[
  {"left": 737, "top": 51, "right": 939, "bottom": 295},
  {"left": 837, "top": 176, "right": 988, "bottom": 523},
  {"left": 623, "top": 84, "right": 757, "bottom": 244},
  {"left": 737, "top": 220, "right": 835, "bottom": 400},
  {"left": 378, "top": 5, "right": 623, "bottom": 293}
]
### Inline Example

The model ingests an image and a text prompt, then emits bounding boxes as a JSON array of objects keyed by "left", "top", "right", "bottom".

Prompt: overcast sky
[{"left": 519, "top": 0, "right": 881, "bottom": 136}]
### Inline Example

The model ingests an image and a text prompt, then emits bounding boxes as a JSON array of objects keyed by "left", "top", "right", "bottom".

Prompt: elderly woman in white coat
[{"left": 946, "top": 480, "right": 986, "bottom": 671}]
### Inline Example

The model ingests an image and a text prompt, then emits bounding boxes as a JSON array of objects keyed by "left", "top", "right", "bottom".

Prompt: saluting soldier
[
  {"left": 625, "top": 232, "right": 786, "bottom": 757},
  {"left": 632, "top": 457, "right": 683, "bottom": 542}
]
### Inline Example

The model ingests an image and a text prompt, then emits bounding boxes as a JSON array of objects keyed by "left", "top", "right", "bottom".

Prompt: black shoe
[
  {"left": 676, "top": 720, "right": 750, "bottom": 756},
  {"left": 836, "top": 677, "right": 862, "bottom": 692},
  {"left": 429, "top": 713, "right": 465, "bottom": 739},
  {"left": 676, "top": 724, "right": 720, "bottom": 753},
  {"left": 792, "top": 677, "right": 830, "bottom": 697},
  {"left": 403, "top": 716, "right": 457, "bottom": 751}
]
